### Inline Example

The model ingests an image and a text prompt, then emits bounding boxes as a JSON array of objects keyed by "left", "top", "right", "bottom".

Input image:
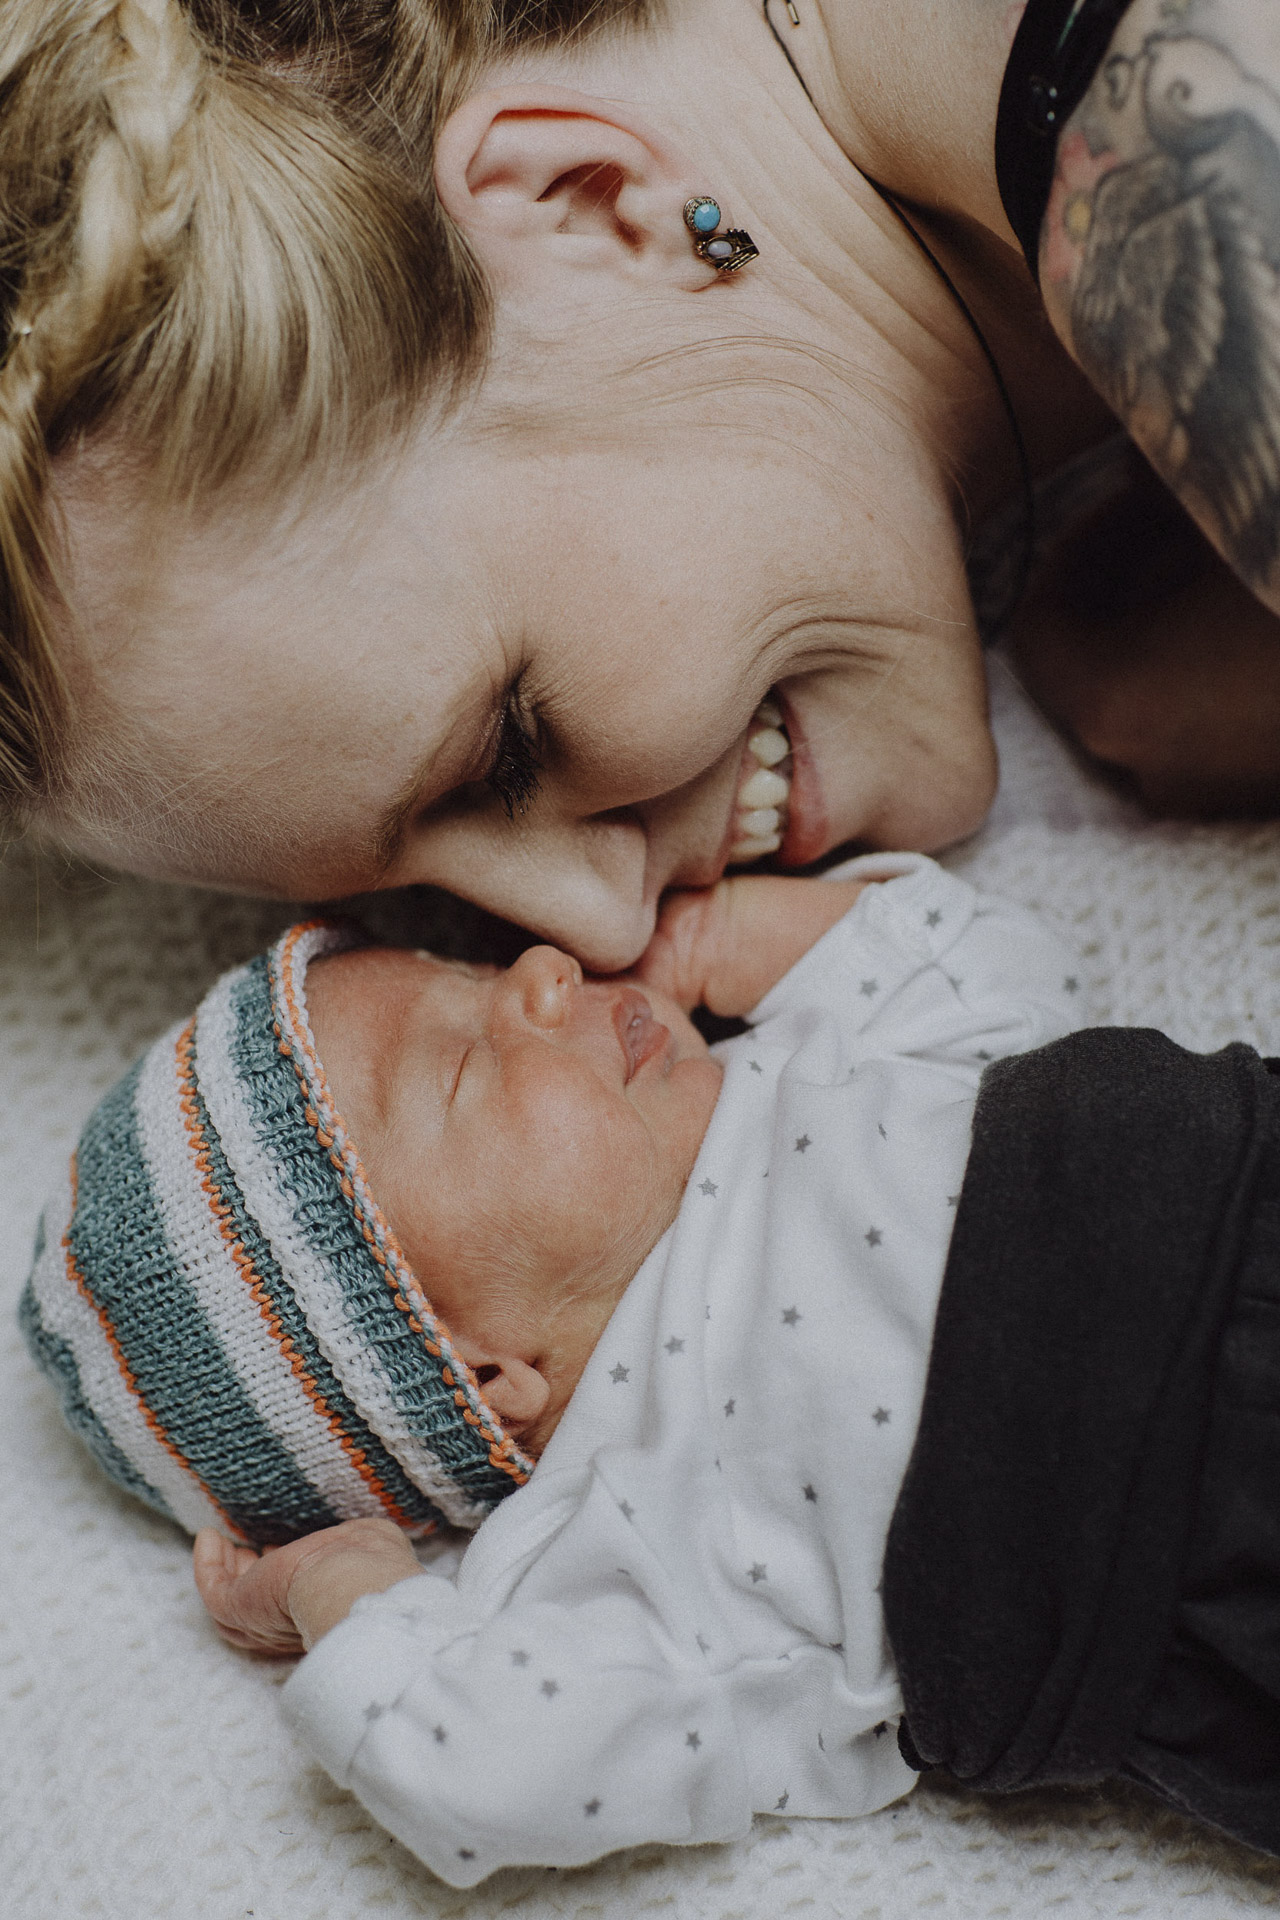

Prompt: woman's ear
[{"left": 434, "top": 85, "right": 719, "bottom": 295}]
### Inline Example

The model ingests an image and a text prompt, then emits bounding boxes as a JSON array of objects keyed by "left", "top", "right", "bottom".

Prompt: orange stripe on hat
[
  {"left": 173, "top": 1018, "right": 420, "bottom": 1525},
  {"left": 62, "top": 1152, "right": 249, "bottom": 1542}
]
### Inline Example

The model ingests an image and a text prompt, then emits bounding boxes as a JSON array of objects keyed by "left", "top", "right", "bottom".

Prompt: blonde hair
[{"left": 0, "top": 0, "right": 655, "bottom": 818}]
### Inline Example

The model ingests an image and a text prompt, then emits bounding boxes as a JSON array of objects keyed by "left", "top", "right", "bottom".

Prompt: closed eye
[
  {"left": 485, "top": 685, "right": 542, "bottom": 818},
  {"left": 449, "top": 1041, "right": 475, "bottom": 1103}
]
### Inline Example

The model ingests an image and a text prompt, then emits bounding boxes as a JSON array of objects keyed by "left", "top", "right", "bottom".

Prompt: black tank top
[{"left": 995, "top": 0, "right": 1136, "bottom": 278}]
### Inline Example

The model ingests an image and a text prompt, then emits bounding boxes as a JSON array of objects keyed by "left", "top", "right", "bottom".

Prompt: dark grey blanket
[{"left": 883, "top": 1029, "right": 1280, "bottom": 1848}]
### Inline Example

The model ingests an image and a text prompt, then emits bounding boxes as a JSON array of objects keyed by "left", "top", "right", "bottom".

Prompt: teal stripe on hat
[
  {"left": 68, "top": 1057, "right": 346, "bottom": 1546},
  {"left": 17, "top": 1268, "right": 178, "bottom": 1525},
  {"left": 230, "top": 958, "right": 519, "bottom": 1510},
  {"left": 184, "top": 1039, "right": 444, "bottom": 1531}
]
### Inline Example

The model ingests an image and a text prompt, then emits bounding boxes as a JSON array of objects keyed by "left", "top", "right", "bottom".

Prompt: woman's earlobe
[{"left": 434, "top": 85, "right": 716, "bottom": 292}]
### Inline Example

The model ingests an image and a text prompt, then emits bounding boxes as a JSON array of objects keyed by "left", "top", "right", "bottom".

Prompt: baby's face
[{"left": 305, "top": 944, "right": 723, "bottom": 1450}]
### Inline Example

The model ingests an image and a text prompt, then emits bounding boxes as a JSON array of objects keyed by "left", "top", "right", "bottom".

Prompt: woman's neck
[{"left": 778, "top": 0, "right": 1025, "bottom": 241}]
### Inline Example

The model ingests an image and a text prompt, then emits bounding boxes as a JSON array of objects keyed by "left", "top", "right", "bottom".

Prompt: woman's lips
[
  {"left": 613, "top": 988, "right": 671, "bottom": 1080},
  {"left": 774, "top": 686, "right": 828, "bottom": 866}
]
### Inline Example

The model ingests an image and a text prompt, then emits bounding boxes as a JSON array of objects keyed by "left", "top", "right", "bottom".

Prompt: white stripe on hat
[
  {"left": 29, "top": 1162, "right": 232, "bottom": 1538},
  {"left": 134, "top": 1022, "right": 388, "bottom": 1524},
  {"left": 196, "top": 967, "right": 489, "bottom": 1529}
]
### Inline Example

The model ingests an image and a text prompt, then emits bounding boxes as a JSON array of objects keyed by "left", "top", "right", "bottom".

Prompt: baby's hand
[
  {"left": 193, "top": 1516, "right": 422, "bottom": 1655},
  {"left": 636, "top": 875, "right": 871, "bottom": 1017}
]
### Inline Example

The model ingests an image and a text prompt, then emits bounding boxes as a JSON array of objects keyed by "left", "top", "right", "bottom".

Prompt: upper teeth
[
  {"left": 747, "top": 727, "right": 790, "bottom": 768},
  {"left": 739, "top": 766, "right": 789, "bottom": 810},
  {"left": 730, "top": 698, "right": 792, "bottom": 863}
]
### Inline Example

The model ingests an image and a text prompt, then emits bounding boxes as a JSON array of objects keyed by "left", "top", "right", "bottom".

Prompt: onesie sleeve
[
  {"left": 282, "top": 1565, "right": 753, "bottom": 1887},
  {"left": 748, "top": 853, "right": 1082, "bottom": 1064}
]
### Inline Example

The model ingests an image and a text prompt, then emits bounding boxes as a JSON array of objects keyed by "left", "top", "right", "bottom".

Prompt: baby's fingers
[
  {"left": 193, "top": 1528, "right": 304, "bottom": 1656},
  {"left": 633, "top": 889, "right": 719, "bottom": 1009}
]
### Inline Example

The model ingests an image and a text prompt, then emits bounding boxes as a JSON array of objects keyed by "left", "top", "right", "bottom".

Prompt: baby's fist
[{"left": 194, "top": 1516, "right": 422, "bottom": 1656}]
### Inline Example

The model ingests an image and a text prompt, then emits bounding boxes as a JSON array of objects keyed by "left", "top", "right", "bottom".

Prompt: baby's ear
[{"left": 460, "top": 1348, "right": 550, "bottom": 1432}]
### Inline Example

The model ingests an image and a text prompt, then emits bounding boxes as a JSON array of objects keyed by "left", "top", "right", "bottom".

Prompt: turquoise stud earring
[{"left": 683, "top": 198, "right": 759, "bottom": 272}]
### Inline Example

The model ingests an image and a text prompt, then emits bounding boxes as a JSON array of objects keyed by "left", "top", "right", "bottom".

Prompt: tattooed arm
[{"left": 1037, "top": 0, "right": 1280, "bottom": 612}]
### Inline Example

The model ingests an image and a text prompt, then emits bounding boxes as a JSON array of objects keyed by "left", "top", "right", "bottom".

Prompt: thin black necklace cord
[{"left": 760, "top": 0, "right": 1037, "bottom": 632}]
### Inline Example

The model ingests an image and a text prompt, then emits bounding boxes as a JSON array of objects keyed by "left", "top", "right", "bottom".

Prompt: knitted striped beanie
[{"left": 19, "top": 922, "right": 533, "bottom": 1547}]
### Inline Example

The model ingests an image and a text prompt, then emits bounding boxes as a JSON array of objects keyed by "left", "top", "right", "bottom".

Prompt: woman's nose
[
  {"left": 495, "top": 946, "right": 584, "bottom": 1032},
  {"left": 401, "top": 812, "right": 657, "bottom": 971}
]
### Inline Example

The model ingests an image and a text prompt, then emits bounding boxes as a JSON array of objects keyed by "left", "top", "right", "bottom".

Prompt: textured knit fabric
[
  {"left": 280, "top": 854, "right": 1083, "bottom": 1887},
  {"left": 884, "top": 1029, "right": 1276, "bottom": 1811},
  {"left": 996, "top": 0, "right": 1136, "bottom": 277},
  {"left": 18, "top": 920, "right": 532, "bottom": 1547}
]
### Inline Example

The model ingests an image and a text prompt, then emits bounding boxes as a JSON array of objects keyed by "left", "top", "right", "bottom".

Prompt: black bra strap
[{"left": 995, "top": 0, "right": 1135, "bottom": 280}]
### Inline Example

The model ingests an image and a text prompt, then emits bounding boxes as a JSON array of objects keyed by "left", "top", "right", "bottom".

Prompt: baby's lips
[{"left": 613, "top": 987, "right": 670, "bottom": 1080}]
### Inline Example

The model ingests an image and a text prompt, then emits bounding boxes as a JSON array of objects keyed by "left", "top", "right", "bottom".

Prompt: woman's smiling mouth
[{"left": 728, "top": 696, "right": 792, "bottom": 864}]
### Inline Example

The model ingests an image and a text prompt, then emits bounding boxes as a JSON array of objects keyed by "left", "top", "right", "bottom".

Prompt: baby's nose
[{"left": 499, "top": 945, "right": 584, "bottom": 1031}]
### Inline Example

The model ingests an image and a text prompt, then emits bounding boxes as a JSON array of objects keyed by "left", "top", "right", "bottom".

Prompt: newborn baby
[{"left": 34, "top": 857, "right": 1280, "bottom": 1875}]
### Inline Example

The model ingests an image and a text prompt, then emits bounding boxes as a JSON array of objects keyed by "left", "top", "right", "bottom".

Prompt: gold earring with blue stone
[{"left": 683, "top": 198, "right": 759, "bottom": 272}]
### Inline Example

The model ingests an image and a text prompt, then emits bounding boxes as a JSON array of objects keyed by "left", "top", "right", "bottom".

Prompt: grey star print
[
  {"left": 1064, "top": 976, "right": 1079, "bottom": 994},
  {"left": 724, "top": 1399, "right": 736, "bottom": 1417},
  {"left": 803, "top": 1483, "right": 817, "bottom": 1502},
  {"left": 686, "top": 1730, "right": 702, "bottom": 1750},
  {"left": 872, "top": 1407, "right": 891, "bottom": 1426},
  {"left": 865, "top": 1226, "right": 882, "bottom": 1247},
  {"left": 458, "top": 1848, "right": 475, "bottom": 1860},
  {"left": 925, "top": 909, "right": 942, "bottom": 927},
  {"left": 665, "top": 1336, "right": 685, "bottom": 1354},
  {"left": 618, "top": 1500, "right": 635, "bottom": 1522},
  {"left": 749, "top": 1563, "right": 768, "bottom": 1583},
  {"left": 749, "top": 1059, "right": 763, "bottom": 1073},
  {"left": 699, "top": 1177, "right": 718, "bottom": 1197},
  {"left": 775, "top": 1791, "right": 790, "bottom": 1811},
  {"left": 860, "top": 979, "right": 879, "bottom": 997},
  {"left": 541, "top": 1679, "right": 560, "bottom": 1698},
  {"left": 794, "top": 1134, "right": 811, "bottom": 1153},
  {"left": 510, "top": 1650, "right": 530, "bottom": 1668},
  {"left": 584, "top": 1799, "right": 602, "bottom": 1817},
  {"left": 696, "top": 1633, "right": 711, "bottom": 1655},
  {"left": 432, "top": 1724, "right": 447, "bottom": 1744},
  {"left": 609, "top": 1363, "right": 629, "bottom": 1385},
  {"left": 781, "top": 1306, "right": 801, "bottom": 1326},
  {"left": 363, "top": 1702, "right": 386, "bottom": 1723}
]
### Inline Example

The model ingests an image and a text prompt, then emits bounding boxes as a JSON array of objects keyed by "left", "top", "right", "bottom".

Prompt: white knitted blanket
[{"left": 6, "top": 657, "right": 1280, "bottom": 1919}]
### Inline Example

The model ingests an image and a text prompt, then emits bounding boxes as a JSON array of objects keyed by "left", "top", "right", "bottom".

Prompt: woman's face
[{"left": 52, "top": 384, "right": 995, "bottom": 971}]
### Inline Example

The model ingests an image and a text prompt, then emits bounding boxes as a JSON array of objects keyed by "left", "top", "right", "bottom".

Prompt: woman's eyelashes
[{"left": 484, "top": 687, "right": 542, "bottom": 818}]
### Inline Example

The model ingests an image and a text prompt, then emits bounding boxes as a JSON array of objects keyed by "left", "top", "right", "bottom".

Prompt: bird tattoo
[{"left": 1070, "top": 33, "right": 1280, "bottom": 591}]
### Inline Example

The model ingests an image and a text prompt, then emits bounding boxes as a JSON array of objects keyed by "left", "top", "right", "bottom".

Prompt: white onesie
[{"left": 283, "top": 853, "right": 1083, "bottom": 1885}]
